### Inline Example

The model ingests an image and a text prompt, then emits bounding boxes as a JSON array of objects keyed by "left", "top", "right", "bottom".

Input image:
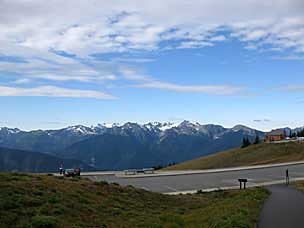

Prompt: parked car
[{"left": 64, "top": 168, "right": 81, "bottom": 177}]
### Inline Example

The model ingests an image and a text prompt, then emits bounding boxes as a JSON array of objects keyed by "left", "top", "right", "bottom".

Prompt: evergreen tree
[
  {"left": 241, "top": 136, "right": 251, "bottom": 148},
  {"left": 297, "top": 131, "right": 302, "bottom": 137},
  {"left": 241, "top": 137, "right": 246, "bottom": 148},
  {"left": 247, "top": 138, "right": 251, "bottom": 146},
  {"left": 253, "top": 135, "right": 260, "bottom": 144},
  {"left": 298, "top": 129, "right": 304, "bottom": 137}
]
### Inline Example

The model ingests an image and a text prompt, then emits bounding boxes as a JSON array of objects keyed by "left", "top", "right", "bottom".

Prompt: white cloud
[
  {"left": 1, "top": 0, "right": 304, "bottom": 99},
  {"left": 116, "top": 66, "right": 245, "bottom": 95},
  {"left": 0, "top": 85, "right": 115, "bottom": 99},
  {"left": 272, "top": 55, "right": 304, "bottom": 60},
  {"left": 119, "top": 66, "right": 151, "bottom": 81},
  {"left": 12, "top": 78, "right": 32, "bottom": 84},
  {"left": 1, "top": 0, "right": 304, "bottom": 58},
  {"left": 177, "top": 41, "right": 214, "bottom": 49},
  {"left": 133, "top": 81, "right": 244, "bottom": 95},
  {"left": 276, "top": 85, "right": 304, "bottom": 91},
  {"left": 231, "top": 17, "right": 304, "bottom": 53},
  {"left": 253, "top": 119, "right": 271, "bottom": 122},
  {"left": 210, "top": 35, "right": 226, "bottom": 42},
  {"left": 0, "top": 57, "right": 118, "bottom": 83},
  {"left": 111, "top": 57, "right": 155, "bottom": 63}
]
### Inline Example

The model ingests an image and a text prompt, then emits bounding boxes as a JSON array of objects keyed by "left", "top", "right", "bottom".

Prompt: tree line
[
  {"left": 241, "top": 135, "right": 260, "bottom": 148},
  {"left": 290, "top": 129, "right": 304, "bottom": 138}
]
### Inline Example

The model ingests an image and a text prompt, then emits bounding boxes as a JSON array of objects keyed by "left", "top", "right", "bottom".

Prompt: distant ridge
[{"left": 0, "top": 147, "right": 94, "bottom": 173}]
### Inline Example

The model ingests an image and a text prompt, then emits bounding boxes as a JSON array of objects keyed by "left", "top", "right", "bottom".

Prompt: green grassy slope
[
  {"left": 165, "top": 142, "right": 304, "bottom": 171},
  {"left": 293, "top": 181, "right": 304, "bottom": 191},
  {"left": 0, "top": 173, "right": 268, "bottom": 228}
]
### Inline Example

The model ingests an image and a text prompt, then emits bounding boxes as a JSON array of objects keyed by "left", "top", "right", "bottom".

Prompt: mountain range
[
  {"left": 2, "top": 121, "right": 302, "bottom": 171},
  {"left": 0, "top": 121, "right": 269, "bottom": 171}
]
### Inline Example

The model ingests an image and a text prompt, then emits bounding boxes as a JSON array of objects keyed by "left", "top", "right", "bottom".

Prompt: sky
[{"left": 0, "top": 0, "right": 304, "bottom": 131}]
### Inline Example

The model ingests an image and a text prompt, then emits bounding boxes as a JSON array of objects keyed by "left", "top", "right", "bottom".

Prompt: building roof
[{"left": 266, "top": 129, "right": 286, "bottom": 136}]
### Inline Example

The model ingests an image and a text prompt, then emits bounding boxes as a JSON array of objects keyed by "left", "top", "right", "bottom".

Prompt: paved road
[
  {"left": 258, "top": 185, "right": 304, "bottom": 228},
  {"left": 85, "top": 163, "right": 304, "bottom": 193}
]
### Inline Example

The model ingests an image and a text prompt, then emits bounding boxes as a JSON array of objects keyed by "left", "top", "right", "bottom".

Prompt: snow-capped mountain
[
  {"left": 4, "top": 121, "right": 304, "bottom": 170},
  {"left": 0, "top": 121, "right": 264, "bottom": 154},
  {"left": 0, "top": 121, "right": 264, "bottom": 138}
]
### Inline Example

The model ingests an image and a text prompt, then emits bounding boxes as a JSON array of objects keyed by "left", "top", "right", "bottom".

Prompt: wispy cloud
[
  {"left": 272, "top": 55, "right": 304, "bottom": 60},
  {"left": 1, "top": 0, "right": 304, "bottom": 100},
  {"left": 254, "top": 119, "right": 271, "bottom": 123},
  {"left": 275, "top": 85, "right": 304, "bottom": 91},
  {"left": 111, "top": 57, "right": 155, "bottom": 63},
  {"left": 0, "top": 58, "right": 118, "bottom": 83},
  {"left": 119, "top": 66, "right": 151, "bottom": 81},
  {"left": 11, "top": 78, "right": 32, "bottom": 84},
  {"left": 0, "top": 85, "right": 116, "bottom": 99},
  {"left": 1, "top": 1, "right": 304, "bottom": 58},
  {"left": 231, "top": 17, "right": 304, "bottom": 54},
  {"left": 133, "top": 81, "right": 244, "bottom": 95},
  {"left": 119, "top": 65, "right": 245, "bottom": 95},
  {"left": 177, "top": 41, "right": 214, "bottom": 49}
]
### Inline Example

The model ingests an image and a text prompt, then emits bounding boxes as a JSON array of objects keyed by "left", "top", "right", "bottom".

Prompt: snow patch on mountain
[
  {"left": 96, "top": 123, "right": 121, "bottom": 128},
  {"left": 0, "top": 127, "right": 21, "bottom": 134},
  {"left": 66, "top": 125, "right": 96, "bottom": 135},
  {"left": 159, "top": 122, "right": 179, "bottom": 131}
]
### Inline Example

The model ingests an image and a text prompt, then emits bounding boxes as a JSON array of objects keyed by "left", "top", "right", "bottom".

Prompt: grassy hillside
[
  {"left": 165, "top": 141, "right": 304, "bottom": 171},
  {"left": 0, "top": 173, "right": 268, "bottom": 228}
]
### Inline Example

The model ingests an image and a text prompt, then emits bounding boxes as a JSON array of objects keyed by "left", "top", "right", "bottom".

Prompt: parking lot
[{"left": 85, "top": 163, "right": 304, "bottom": 193}]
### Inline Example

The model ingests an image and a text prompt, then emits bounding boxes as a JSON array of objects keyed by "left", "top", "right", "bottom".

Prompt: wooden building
[{"left": 265, "top": 129, "right": 286, "bottom": 142}]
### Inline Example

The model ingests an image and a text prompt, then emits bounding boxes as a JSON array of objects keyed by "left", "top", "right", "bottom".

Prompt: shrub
[
  {"left": 30, "top": 215, "right": 58, "bottom": 228},
  {"left": 48, "top": 196, "right": 60, "bottom": 204},
  {"left": 196, "top": 189, "right": 203, "bottom": 194}
]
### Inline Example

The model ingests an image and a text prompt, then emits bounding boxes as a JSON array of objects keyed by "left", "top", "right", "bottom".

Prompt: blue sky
[{"left": 1, "top": 0, "right": 304, "bottom": 131}]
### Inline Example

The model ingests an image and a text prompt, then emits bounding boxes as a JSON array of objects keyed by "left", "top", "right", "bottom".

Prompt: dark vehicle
[{"left": 64, "top": 168, "right": 81, "bottom": 177}]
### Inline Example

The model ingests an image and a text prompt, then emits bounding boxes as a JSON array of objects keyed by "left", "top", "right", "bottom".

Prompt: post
[{"left": 238, "top": 179, "right": 248, "bottom": 190}]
